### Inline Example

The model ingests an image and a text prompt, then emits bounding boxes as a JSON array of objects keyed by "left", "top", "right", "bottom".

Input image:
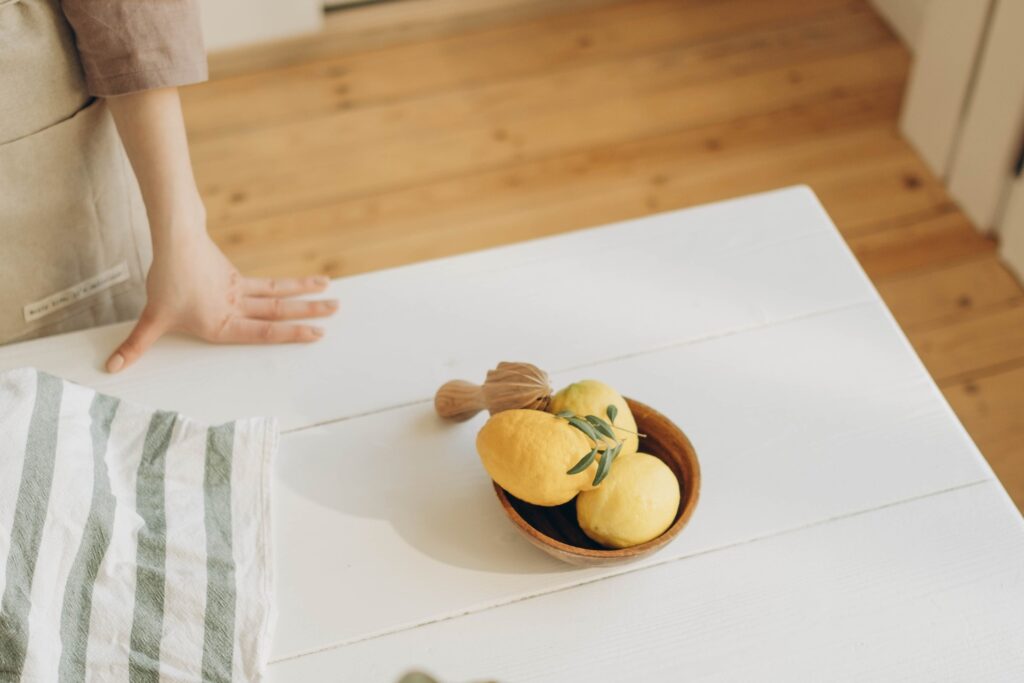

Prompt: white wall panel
[
  {"left": 947, "top": 0, "right": 1024, "bottom": 233},
  {"left": 899, "top": 0, "right": 993, "bottom": 177}
]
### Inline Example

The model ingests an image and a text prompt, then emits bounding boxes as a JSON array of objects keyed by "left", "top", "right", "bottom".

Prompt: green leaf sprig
[{"left": 559, "top": 404, "right": 643, "bottom": 486}]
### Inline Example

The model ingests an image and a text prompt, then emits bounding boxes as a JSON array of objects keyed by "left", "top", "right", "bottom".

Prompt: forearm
[
  {"left": 102, "top": 87, "right": 335, "bottom": 374},
  {"left": 105, "top": 87, "right": 204, "bottom": 246}
]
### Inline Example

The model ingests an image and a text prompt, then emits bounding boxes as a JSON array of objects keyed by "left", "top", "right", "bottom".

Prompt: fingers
[
  {"left": 242, "top": 275, "right": 329, "bottom": 298},
  {"left": 217, "top": 318, "right": 325, "bottom": 344},
  {"left": 241, "top": 297, "right": 339, "bottom": 321},
  {"left": 106, "top": 310, "right": 168, "bottom": 373}
]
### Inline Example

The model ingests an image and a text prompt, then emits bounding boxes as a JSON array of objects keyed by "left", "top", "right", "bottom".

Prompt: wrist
[{"left": 147, "top": 192, "right": 207, "bottom": 247}]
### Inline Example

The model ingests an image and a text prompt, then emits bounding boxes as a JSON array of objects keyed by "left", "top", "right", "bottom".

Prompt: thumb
[{"left": 106, "top": 310, "right": 167, "bottom": 373}]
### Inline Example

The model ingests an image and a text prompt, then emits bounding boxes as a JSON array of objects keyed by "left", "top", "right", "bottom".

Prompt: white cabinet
[
  {"left": 898, "top": 0, "right": 1024, "bottom": 280},
  {"left": 196, "top": 0, "right": 323, "bottom": 51},
  {"left": 1002, "top": 175, "right": 1024, "bottom": 281},
  {"left": 947, "top": 0, "right": 1024, "bottom": 235}
]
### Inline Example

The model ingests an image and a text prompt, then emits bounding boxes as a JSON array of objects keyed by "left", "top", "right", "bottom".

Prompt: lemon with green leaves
[
  {"left": 476, "top": 409, "right": 599, "bottom": 506},
  {"left": 548, "top": 380, "right": 639, "bottom": 459}
]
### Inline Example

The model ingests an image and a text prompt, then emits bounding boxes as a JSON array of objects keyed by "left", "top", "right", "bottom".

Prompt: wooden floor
[{"left": 182, "top": 0, "right": 1024, "bottom": 509}]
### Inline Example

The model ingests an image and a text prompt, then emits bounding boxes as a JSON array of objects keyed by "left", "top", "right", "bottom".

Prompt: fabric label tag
[{"left": 23, "top": 262, "right": 130, "bottom": 322}]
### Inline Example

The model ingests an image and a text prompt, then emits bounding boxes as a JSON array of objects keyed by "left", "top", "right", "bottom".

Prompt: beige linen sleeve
[{"left": 60, "top": 0, "right": 208, "bottom": 97}]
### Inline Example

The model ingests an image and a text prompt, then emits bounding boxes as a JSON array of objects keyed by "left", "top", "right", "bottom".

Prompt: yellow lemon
[
  {"left": 576, "top": 452, "right": 680, "bottom": 548},
  {"left": 548, "top": 380, "right": 639, "bottom": 458},
  {"left": 476, "top": 409, "right": 597, "bottom": 506}
]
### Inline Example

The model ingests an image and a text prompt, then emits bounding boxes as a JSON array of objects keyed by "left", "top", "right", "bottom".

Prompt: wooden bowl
[{"left": 494, "top": 398, "right": 700, "bottom": 566}]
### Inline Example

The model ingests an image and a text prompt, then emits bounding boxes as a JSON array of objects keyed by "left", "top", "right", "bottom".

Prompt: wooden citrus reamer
[{"left": 434, "top": 361, "right": 553, "bottom": 421}]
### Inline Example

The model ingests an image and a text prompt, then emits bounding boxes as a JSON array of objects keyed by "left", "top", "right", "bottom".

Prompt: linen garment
[
  {"left": 60, "top": 0, "right": 208, "bottom": 97},
  {"left": 0, "top": 0, "right": 206, "bottom": 345},
  {"left": 0, "top": 368, "right": 277, "bottom": 682}
]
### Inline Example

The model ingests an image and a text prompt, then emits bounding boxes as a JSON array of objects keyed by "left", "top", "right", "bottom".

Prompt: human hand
[
  {"left": 106, "top": 228, "right": 337, "bottom": 373},
  {"left": 103, "top": 88, "right": 337, "bottom": 373}
]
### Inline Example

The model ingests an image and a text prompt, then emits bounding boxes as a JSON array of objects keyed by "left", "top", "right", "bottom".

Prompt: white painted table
[{"left": 3, "top": 187, "right": 1023, "bottom": 681}]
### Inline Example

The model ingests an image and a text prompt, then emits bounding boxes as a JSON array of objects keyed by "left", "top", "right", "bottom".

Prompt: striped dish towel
[{"left": 0, "top": 368, "right": 277, "bottom": 682}]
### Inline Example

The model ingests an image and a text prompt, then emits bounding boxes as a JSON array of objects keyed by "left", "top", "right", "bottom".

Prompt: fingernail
[
  {"left": 314, "top": 276, "right": 329, "bottom": 286},
  {"left": 326, "top": 299, "right": 339, "bottom": 309},
  {"left": 311, "top": 326, "right": 325, "bottom": 338},
  {"left": 106, "top": 353, "right": 125, "bottom": 373}
]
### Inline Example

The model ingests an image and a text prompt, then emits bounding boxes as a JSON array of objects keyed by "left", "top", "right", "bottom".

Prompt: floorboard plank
[
  {"left": 911, "top": 301, "right": 1024, "bottom": 383},
  {"left": 188, "top": 0, "right": 865, "bottom": 138},
  {"left": 848, "top": 210, "right": 997, "bottom": 279},
  {"left": 875, "top": 257, "right": 1024, "bottom": 328},
  {"left": 944, "top": 364, "right": 1024, "bottom": 509},
  {"left": 192, "top": 43, "right": 908, "bottom": 226},
  {"left": 211, "top": 101, "right": 922, "bottom": 276}
]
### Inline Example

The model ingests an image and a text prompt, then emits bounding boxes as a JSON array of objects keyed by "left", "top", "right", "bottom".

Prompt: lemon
[
  {"left": 576, "top": 452, "right": 680, "bottom": 548},
  {"left": 548, "top": 380, "right": 639, "bottom": 458},
  {"left": 476, "top": 409, "right": 598, "bottom": 506}
]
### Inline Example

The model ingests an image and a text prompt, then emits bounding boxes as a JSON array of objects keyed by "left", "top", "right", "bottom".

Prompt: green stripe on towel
[
  {"left": 0, "top": 371, "right": 63, "bottom": 679},
  {"left": 202, "top": 423, "right": 237, "bottom": 683},
  {"left": 58, "top": 394, "right": 121, "bottom": 682},
  {"left": 128, "top": 411, "right": 177, "bottom": 683}
]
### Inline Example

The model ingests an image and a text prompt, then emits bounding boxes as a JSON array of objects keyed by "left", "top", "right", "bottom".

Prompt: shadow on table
[{"left": 275, "top": 405, "right": 571, "bottom": 575}]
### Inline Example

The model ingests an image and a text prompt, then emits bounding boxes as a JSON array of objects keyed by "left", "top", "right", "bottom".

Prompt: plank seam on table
[
  {"left": 281, "top": 397, "right": 435, "bottom": 435},
  {"left": 268, "top": 477, "right": 993, "bottom": 664},
  {"left": 812, "top": 189, "right": 1020, "bottom": 519},
  {"left": 278, "top": 298, "right": 877, "bottom": 435}
]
